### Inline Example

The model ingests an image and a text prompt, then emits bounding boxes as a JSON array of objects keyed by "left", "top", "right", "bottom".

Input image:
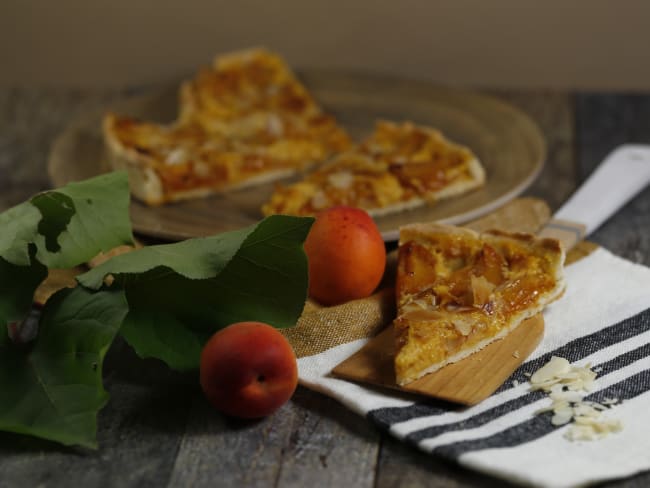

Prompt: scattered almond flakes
[
  {"left": 565, "top": 417, "right": 623, "bottom": 441},
  {"left": 513, "top": 350, "right": 520, "bottom": 359},
  {"left": 528, "top": 356, "right": 622, "bottom": 441}
]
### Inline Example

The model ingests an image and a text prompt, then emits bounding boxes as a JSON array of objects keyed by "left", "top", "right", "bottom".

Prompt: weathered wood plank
[
  {"left": 0, "top": 339, "right": 193, "bottom": 488},
  {"left": 576, "top": 94, "right": 650, "bottom": 179},
  {"left": 167, "top": 395, "right": 292, "bottom": 488},
  {"left": 168, "top": 387, "right": 380, "bottom": 488},
  {"left": 273, "top": 388, "right": 379, "bottom": 488},
  {"left": 375, "top": 436, "right": 515, "bottom": 488}
]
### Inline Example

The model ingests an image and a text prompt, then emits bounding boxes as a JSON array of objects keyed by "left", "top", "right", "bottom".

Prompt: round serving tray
[{"left": 49, "top": 71, "right": 545, "bottom": 241}]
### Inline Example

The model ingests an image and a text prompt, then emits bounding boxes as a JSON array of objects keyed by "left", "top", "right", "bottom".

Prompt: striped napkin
[{"left": 297, "top": 247, "right": 650, "bottom": 487}]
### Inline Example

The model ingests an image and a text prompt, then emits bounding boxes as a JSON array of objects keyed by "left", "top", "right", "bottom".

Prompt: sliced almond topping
[
  {"left": 471, "top": 274, "right": 495, "bottom": 307},
  {"left": 267, "top": 114, "right": 284, "bottom": 137},
  {"left": 551, "top": 406, "right": 574, "bottom": 426},
  {"left": 401, "top": 297, "right": 430, "bottom": 314},
  {"left": 530, "top": 356, "right": 571, "bottom": 385},
  {"left": 165, "top": 147, "right": 188, "bottom": 166},
  {"left": 528, "top": 356, "right": 623, "bottom": 442},
  {"left": 327, "top": 171, "right": 354, "bottom": 190},
  {"left": 453, "top": 317, "right": 474, "bottom": 336},
  {"left": 310, "top": 190, "right": 328, "bottom": 209}
]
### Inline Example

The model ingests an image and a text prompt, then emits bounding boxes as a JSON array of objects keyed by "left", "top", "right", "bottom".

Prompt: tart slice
[
  {"left": 394, "top": 223, "right": 565, "bottom": 386},
  {"left": 103, "top": 113, "right": 346, "bottom": 205},
  {"left": 103, "top": 48, "right": 350, "bottom": 205},
  {"left": 262, "top": 120, "right": 486, "bottom": 217},
  {"left": 177, "top": 48, "right": 350, "bottom": 149}
]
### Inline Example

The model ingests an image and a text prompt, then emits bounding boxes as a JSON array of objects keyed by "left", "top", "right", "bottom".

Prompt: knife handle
[{"left": 539, "top": 145, "right": 650, "bottom": 250}]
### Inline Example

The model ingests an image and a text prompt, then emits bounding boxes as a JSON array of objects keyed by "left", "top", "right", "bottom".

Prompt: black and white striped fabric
[{"left": 298, "top": 248, "right": 650, "bottom": 487}]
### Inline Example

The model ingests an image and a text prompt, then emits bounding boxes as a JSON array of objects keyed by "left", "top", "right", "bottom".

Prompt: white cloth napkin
[{"left": 297, "top": 247, "right": 650, "bottom": 488}]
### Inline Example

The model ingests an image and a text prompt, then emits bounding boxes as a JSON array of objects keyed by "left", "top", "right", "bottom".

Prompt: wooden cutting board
[
  {"left": 330, "top": 198, "right": 561, "bottom": 405},
  {"left": 332, "top": 315, "right": 544, "bottom": 405}
]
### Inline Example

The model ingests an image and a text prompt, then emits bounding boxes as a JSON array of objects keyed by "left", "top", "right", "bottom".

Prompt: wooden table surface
[{"left": 1, "top": 88, "right": 649, "bottom": 487}]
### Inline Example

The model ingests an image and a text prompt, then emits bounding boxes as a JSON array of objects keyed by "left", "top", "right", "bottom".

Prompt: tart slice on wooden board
[{"left": 394, "top": 223, "right": 566, "bottom": 386}]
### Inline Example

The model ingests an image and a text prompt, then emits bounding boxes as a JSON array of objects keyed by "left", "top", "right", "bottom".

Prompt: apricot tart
[
  {"left": 103, "top": 48, "right": 350, "bottom": 205},
  {"left": 393, "top": 223, "right": 565, "bottom": 385},
  {"left": 262, "top": 120, "right": 486, "bottom": 217}
]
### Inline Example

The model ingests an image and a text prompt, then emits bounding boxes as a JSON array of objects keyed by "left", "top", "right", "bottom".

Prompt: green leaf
[
  {"left": 0, "top": 171, "right": 133, "bottom": 269},
  {"left": 0, "top": 255, "right": 47, "bottom": 333},
  {"left": 79, "top": 225, "right": 253, "bottom": 288},
  {"left": 78, "top": 215, "right": 314, "bottom": 370},
  {"left": 0, "top": 286, "right": 128, "bottom": 448},
  {"left": 0, "top": 171, "right": 132, "bottom": 333},
  {"left": 32, "top": 172, "right": 134, "bottom": 268},
  {"left": 0, "top": 172, "right": 133, "bottom": 447},
  {"left": 0, "top": 202, "right": 43, "bottom": 266}
]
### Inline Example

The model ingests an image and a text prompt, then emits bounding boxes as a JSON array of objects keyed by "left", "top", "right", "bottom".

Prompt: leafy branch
[{"left": 0, "top": 172, "right": 313, "bottom": 447}]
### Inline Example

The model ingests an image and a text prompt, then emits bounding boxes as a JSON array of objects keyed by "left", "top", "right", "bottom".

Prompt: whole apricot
[
  {"left": 200, "top": 321, "right": 298, "bottom": 418},
  {"left": 304, "top": 206, "right": 386, "bottom": 306}
]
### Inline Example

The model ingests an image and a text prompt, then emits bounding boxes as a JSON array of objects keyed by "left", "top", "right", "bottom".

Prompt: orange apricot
[
  {"left": 200, "top": 321, "right": 298, "bottom": 418},
  {"left": 304, "top": 206, "right": 386, "bottom": 306}
]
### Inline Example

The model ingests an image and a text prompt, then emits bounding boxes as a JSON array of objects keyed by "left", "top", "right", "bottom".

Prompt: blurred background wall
[{"left": 1, "top": 0, "right": 648, "bottom": 90}]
